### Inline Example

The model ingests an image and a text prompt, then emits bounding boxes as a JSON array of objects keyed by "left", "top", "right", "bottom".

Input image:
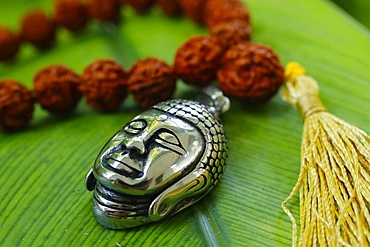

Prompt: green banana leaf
[
  {"left": 331, "top": 0, "right": 370, "bottom": 29},
  {"left": 1, "top": 0, "right": 369, "bottom": 246}
]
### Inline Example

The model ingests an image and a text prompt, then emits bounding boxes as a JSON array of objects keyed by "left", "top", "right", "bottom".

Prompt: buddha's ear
[{"left": 148, "top": 168, "right": 212, "bottom": 222}]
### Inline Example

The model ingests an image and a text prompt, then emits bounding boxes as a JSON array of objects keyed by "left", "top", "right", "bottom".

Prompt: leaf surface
[{"left": 0, "top": 1, "right": 369, "bottom": 246}]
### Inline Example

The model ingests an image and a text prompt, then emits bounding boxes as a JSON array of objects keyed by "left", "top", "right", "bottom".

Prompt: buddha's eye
[
  {"left": 154, "top": 130, "right": 186, "bottom": 155},
  {"left": 123, "top": 120, "right": 147, "bottom": 135}
]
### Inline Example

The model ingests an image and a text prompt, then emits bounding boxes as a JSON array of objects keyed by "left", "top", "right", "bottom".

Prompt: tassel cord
[
  {"left": 307, "top": 114, "right": 370, "bottom": 246},
  {"left": 282, "top": 62, "right": 370, "bottom": 247}
]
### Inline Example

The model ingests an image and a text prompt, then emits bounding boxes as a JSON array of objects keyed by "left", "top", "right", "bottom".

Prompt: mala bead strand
[
  {"left": 79, "top": 59, "right": 128, "bottom": 111},
  {"left": 0, "top": 80, "right": 35, "bottom": 131},
  {"left": 0, "top": 0, "right": 285, "bottom": 131},
  {"left": 126, "top": 57, "right": 177, "bottom": 108},
  {"left": 33, "top": 65, "right": 82, "bottom": 113},
  {"left": 0, "top": 0, "right": 253, "bottom": 62},
  {"left": 174, "top": 36, "right": 223, "bottom": 87},
  {"left": 0, "top": 0, "right": 122, "bottom": 61}
]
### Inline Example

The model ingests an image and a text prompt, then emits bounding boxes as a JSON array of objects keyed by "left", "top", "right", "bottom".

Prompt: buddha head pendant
[{"left": 85, "top": 87, "right": 229, "bottom": 229}]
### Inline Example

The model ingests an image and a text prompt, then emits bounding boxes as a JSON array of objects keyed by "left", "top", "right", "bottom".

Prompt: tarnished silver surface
[{"left": 86, "top": 87, "right": 229, "bottom": 229}]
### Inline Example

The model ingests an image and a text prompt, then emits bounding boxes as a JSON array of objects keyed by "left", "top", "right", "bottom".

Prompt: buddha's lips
[
  {"left": 107, "top": 157, "right": 142, "bottom": 173},
  {"left": 102, "top": 157, "right": 143, "bottom": 178}
]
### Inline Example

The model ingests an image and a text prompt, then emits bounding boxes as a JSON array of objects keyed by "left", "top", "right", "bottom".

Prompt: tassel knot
[
  {"left": 284, "top": 74, "right": 327, "bottom": 119},
  {"left": 284, "top": 62, "right": 327, "bottom": 119}
]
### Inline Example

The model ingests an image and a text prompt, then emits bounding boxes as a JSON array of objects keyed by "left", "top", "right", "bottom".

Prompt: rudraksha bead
[
  {"left": 210, "top": 19, "right": 251, "bottom": 49},
  {"left": 21, "top": 10, "right": 56, "bottom": 48},
  {"left": 174, "top": 36, "right": 223, "bottom": 87},
  {"left": 0, "top": 80, "right": 34, "bottom": 130},
  {"left": 123, "top": 0, "right": 155, "bottom": 12},
  {"left": 33, "top": 65, "right": 82, "bottom": 113},
  {"left": 204, "top": 0, "right": 250, "bottom": 28},
  {"left": 126, "top": 57, "right": 176, "bottom": 108},
  {"left": 87, "top": 0, "right": 121, "bottom": 22},
  {"left": 54, "top": 0, "right": 89, "bottom": 32},
  {"left": 79, "top": 59, "right": 127, "bottom": 111},
  {"left": 156, "top": 0, "right": 181, "bottom": 16},
  {"left": 178, "top": 0, "right": 208, "bottom": 25},
  {"left": 0, "top": 27, "right": 21, "bottom": 61},
  {"left": 217, "top": 42, "right": 284, "bottom": 102}
]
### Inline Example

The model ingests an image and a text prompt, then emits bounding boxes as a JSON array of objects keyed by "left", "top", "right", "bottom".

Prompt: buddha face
[{"left": 93, "top": 109, "right": 204, "bottom": 195}]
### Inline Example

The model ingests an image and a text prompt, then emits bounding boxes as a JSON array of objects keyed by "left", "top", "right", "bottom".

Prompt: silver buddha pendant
[{"left": 85, "top": 87, "right": 230, "bottom": 229}]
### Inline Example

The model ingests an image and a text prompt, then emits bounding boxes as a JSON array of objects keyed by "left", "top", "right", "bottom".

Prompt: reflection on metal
[{"left": 86, "top": 87, "right": 229, "bottom": 229}]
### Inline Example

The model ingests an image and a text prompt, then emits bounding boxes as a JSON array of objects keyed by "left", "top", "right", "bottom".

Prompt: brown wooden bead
[
  {"left": 123, "top": 0, "right": 155, "bottom": 12},
  {"left": 127, "top": 57, "right": 176, "bottom": 108},
  {"left": 178, "top": 0, "right": 208, "bottom": 25},
  {"left": 87, "top": 0, "right": 121, "bottom": 22},
  {"left": 204, "top": 0, "right": 250, "bottom": 28},
  {"left": 33, "top": 65, "right": 81, "bottom": 113},
  {"left": 210, "top": 19, "right": 251, "bottom": 49},
  {"left": 156, "top": 0, "right": 181, "bottom": 16},
  {"left": 0, "top": 27, "right": 21, "bottom": 61},
  {"left": 174, "top": 36, "right": 223, "bottom": 87},
  {"left": 21, "top": 10, "right": 56, "bottom": 48},
  {"left": 79, "top": 59, "right": 127, "bottom": 111},
  {"left": 217, "top": 42, "right": 284, "bottom": 102},
  {"left": 0, "top": 80, "right": 34, "bottom": 130},
  {"left": 54, "top": 0, "right": 89, "bottom": 32}
]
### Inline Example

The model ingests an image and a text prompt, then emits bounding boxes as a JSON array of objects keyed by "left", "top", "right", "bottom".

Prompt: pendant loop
[{"left": 198, "top": 86, "right": 230, "bottom": 117}]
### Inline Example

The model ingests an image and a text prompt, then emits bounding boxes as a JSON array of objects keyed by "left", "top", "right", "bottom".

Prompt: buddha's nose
[{"left": 125, "top": 139, "right": 145, "bottom": 155}]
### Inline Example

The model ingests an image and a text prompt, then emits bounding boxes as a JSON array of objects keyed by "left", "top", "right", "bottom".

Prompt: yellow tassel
[{"left": 282, "top": 62, "right": 370, "bottom": 247}]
